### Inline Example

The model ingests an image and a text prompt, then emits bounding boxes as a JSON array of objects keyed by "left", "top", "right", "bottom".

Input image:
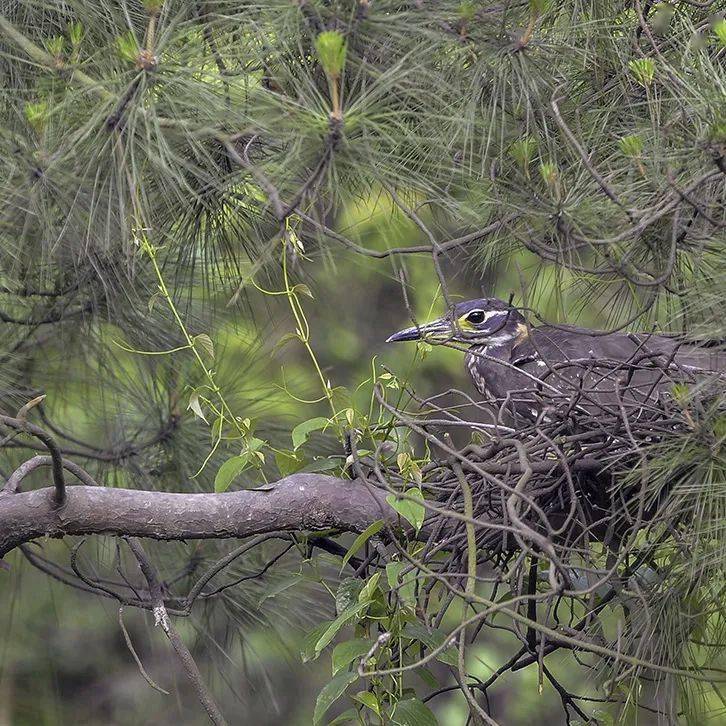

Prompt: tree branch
[
  {"left": 0, "top": 474, "right": 396, "bottom": 557},
  {"left": 126, "top": 537, "right": 228, "bottom": 725}
]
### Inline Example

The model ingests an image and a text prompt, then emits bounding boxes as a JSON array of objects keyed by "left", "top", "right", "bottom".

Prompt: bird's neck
[{"left": 468, "top": 339, "right": 515, "bottom": 360}]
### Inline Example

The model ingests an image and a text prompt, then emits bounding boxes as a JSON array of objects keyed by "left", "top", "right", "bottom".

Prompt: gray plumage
[{"left": 386, "top": 298, "right": 725, "bottom": 418}]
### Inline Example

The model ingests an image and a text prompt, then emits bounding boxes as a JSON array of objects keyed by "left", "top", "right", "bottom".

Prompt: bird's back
[{"left": 474, "top": 325, "right": 725, "bottom": 416}]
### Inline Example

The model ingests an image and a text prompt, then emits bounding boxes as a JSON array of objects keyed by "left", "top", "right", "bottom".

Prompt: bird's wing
[
  {"left": 508, "top": 326, "right": 724, "bottom": 414},
  {"left": 628, "top": 333, "right": 726, "bottom": 373},
  {"left": 514, "top": 326, "right": 725, "bottom": 373}
]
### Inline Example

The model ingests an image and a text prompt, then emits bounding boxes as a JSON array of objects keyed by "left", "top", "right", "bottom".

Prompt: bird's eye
[{"left": 466, "top": 310, "right": 486, "bottom": 324}]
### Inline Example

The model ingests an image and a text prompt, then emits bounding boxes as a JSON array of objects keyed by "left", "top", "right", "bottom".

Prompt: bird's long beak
[{"left": 386, "top": 317, "right": 453, "bottom": 344}]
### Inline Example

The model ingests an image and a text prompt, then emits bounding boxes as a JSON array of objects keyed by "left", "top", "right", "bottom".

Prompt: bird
[{"left": 386, "top": 297, "right": 725, "bottom": 419}]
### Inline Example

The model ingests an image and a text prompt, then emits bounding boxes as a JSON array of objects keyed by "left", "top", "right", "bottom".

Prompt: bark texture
[{"left": 0, "top": 474, "right": 395, "bottom": 557}]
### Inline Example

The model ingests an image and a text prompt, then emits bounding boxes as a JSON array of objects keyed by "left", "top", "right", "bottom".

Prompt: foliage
[{"left": 1, "top": 1, "right": 725, "bottom": 724}]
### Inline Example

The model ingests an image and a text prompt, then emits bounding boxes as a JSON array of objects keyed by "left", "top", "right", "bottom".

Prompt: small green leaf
[
  {"left": 299, "top": 456, "right": 344, "bottom": 473},
  {"left": 403, "top": 623, "right": 458, "bottom": 666},
  {"left": 147, "top": 291, "right": 161, "bottom": 312},
  {"left": 539, "top": 161, "right": 558, "bottom": 186},
  {"left": 293, "top": 283, "right": 314, "bottom": 299},
  {"left": 713, "top": 19, "right": 726, "bottom": 47},
  {"left": 327, "top": 708, "right": 358, "bottom": 726},
  {"left": 459, "top": 2, "right": 476, "bottom": 22},
  {"left": 246, "top": 437, "right": 266, "bottom": 452},
  {"left": 313, "top": 671, "right": 358, "bottom": 725},
  {"left": 336, "top": 578, "right": 363, "bottom": 615},
  {"left": 358, "top": 572, "right": 381, "bottom": 604},
  {"left": 416, "top": 666, "right": 438, "bottom": 689},
  {"left": 332, "top": 638, "right": 371, "bottom": 675},
  {"left": 143, "top": 0, "right": 163, "bottom": 13},
  {"left": 275, "top": 450, "right": 305, "bottom": 477},
  {"left": 116, "top": 31, "right": 139, "bottom": 63},
  {"left": 352, "top": 690, "right": 380, "bottom": 716},
  {"left": 273, "top": 331, "right": 302, "bottom": 352},
  {"left": 341, "top": 520, "right": 384, "bottom": 571},
  {"left": 68, "top": 21, "right": 84, "bottom": 47},
  {"left": 628, "top": 58, "right": 655, "bottom": 86},
  {"left": 45, "top": 35, "right": 65, "bottom": 57},
  {"left": 386, "top": 489, "right": 426, "bottom": 532},
  {"left": 416, "top": 340, "right": 433, "bottom": 359},
  {"left": 214, "top": 454, "right": 251, "bottom": 493},
  {"left": 287, "top": 228, "right": 305, "bottom": 254},
  {"left": 671, "top": 383, "right": 690, "bottom": 405},
  {"left": 392, "top": 697, "right": 438, "bottom": 726},
  {"left": 301, "top": 621, "right": 333, "bottom": 663},
  {"left": 618, "top": 134, "right": 643, "bottom": 158},
  {"left": 187, "top": 390, "right": 208, "bottom": 424},
  {"left": 386, "top": 562, "right": 416, "bottom": 605},
  {"left": 292, "top": 417, "right": 330, "bottom": 450},
  {"left": 509, "top": 136, "right": 538, "bottom": 171},
  {"left": 315, "top": 30, "right": 347, "bottom": 79},
  {"left": 24, "top": 101, "right": 48, "bottom": 134},
  {"left": 529, "top": 0, "right": 550, "bottom": 15},
  {"left": 194, "top": 333, "right": 215, "bottom": 360},
  {"left": 315, "top": 601, "right": 371, "bottom": 656}
]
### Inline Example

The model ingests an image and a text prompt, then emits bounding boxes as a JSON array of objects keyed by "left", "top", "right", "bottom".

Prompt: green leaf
[
  {"left": 386, "top": 489, "right": 426, "bottom": 532},
  {"left": 45, "top": 35, "right": 65, "bottom": 57},
  {"left": 403, "top": 623, "right": 458, "bottom": 666},
  {"left": 292, "top": 417, "right": 330, "bottom": 450},
  {"left": 246, "top": 436, "right": 266, "bottom": 452},
  {"left": 299, "top": 456, "right": 344, "bottom": 473},
  {"left": 147, "top": 291, "right": 161, "bottom": 313},
  {"left": 315, "top": 31, "right": 347, "bottom": 78},
  {"left": 416, "top": 340, "right": 432, "bottom": 359},
  {"left": 341, "top": 520, "right": 384, "bottom": 571},
  {"left": 313, "top": 671, "right": 358, "bottom": 725},
  {"left": 187, "top": 390, "right": 208, "bottom": 424},
  {"left": 713, "top": 19, "right": 726, "bottom": 48},
  {"left": 509, "top": 136, "right": 538, "bottom": 170},
  {"left": 214, "top": 454, "right": 251, "bottom": 493},
  {"left": 301, "top": 621, "right": 333, "bottom": 663},
  {"left": 24, "top": 101, "right": 48, "bottom": 134},
  {"left": 529, "top": 0, "right": 550, "bottom": 15},
  {"left": 358, "top": 572, "right": 381, "bottom": 604},
  {"left": 275, "top": 450, "right": 305, "bottom": 477},
  {"left": 68, "top": 21, "right": 83, "bottom": 47},
  {"left": 539, "top": 161, "right": 558, "bottom": 186},
  {"left": 628, "top": 58, "right": 655, "bottom": 86},
  {"left": 116, "top": 31, "right": 139, "bottom": 63},
  {"left": 315, "top": 601, "right": 371, "bottom": 656},
  {"left": 194, "top": 333, "right": 215, "bottom": 360},
  {"left": 386, "top": 562, "right": 416, "bottom": 605},
  {"left": 327, "top": 708, "right": 358, "bottom": 726},
  {"left": 293, "top": 283, "right": 314, "bottom": 299},
  {"left": 415, "top": 667, "right": 438, "bottom": 689},
  {"left": 332, "top": 638, "right": 371, "bottom": 675},
  {"left": 336, "top": 578, "right": 363, "bottom": 615},
  {"left": 352, "top": 690, "right": 380, "bottom": 716},
  {"left": 392, "top": 697, "right": 438, "bottom": 726},
  {"left": 618, "top": 134, "right": 643, "bottom": 158}
]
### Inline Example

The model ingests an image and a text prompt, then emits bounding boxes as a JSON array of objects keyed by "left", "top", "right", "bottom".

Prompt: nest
[{"left": 369, "top": 359, "right": 726, "bottom": 585}]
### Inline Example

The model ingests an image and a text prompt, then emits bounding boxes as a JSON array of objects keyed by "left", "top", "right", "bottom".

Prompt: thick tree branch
[{"left": 0, "top": 474, "right": 396, "bottom": 557}]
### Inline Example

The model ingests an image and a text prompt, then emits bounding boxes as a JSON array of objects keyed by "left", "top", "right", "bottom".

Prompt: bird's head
[{"left": 386, "top": 298, "right": 526, "bottom": 347}]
